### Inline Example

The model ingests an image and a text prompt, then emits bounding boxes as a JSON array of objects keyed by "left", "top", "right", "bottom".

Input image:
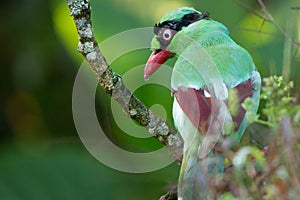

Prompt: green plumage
[
  {"left": 146, "top": 7, "right": 261, "bottom": 199},
  {"left": 169, "top": 19, "right": 255, "bottom": 90}
]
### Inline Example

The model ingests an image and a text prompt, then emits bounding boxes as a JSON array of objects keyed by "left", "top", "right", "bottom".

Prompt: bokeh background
[{"left": 1, "top": 0, "right": 299, "bottom": 199}]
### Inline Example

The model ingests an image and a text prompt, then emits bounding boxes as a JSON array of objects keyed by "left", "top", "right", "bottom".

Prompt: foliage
[
  {"left": 221, "top": 75, "right": 300, "bottom": 199},
  {"left": 260, "top": 76, "right": 300, "bottom": 126}
]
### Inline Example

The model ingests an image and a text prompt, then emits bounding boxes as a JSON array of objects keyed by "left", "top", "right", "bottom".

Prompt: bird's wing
[
  {"left": 174, "top": 78, "right": 255, "bottom": 154},
  {"left": 234, "top": 71, "right": 261, "bottom": 143},
  {"left": 175, "top": 77, "right": 257, "bottom": 199},
  {"left": 172, "top": 41, "right": 257, "bottom": 136},
  {"left": 171, "top": 43, "right": 255, "bottom": 91}
]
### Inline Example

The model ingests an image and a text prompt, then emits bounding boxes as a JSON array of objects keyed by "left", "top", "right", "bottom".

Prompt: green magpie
[{"left": 144, "top": 7, "right": 261, "bottom": 199}]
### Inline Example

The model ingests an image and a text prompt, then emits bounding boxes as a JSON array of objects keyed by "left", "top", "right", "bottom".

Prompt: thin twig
[
  {"left": 231, "top": 0, "right": 270, "bottom": 22},
  {"left": 257, "top": 0, "right": 300, "bottom": 48},
  {"left": 291, "top": 6, "right": 300, "bottom": 10},
  {"left": 66, "top": 0, "right": 183, "bottom": 161},
  {"left": 237, "top": 27, "right": 281, "bottom": 37},
  {"left": 232, "top": 0, "right": 300, "bottom": 48}
]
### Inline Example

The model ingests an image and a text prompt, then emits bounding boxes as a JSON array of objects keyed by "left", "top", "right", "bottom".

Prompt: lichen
[
  {"left": 79, "top": 41, "right": 93, "bottom": 54},
  {"left": 86, "top": 51, "right": 97, "bottom": 61},
  {"left": 78, "top": 24, "right": 93, "bottom": 38},
  {"left": 75, "top": 18, "right": 86, "bottom": 28},
  {"left": 168, "top": 134, "right": 183, "bottom": 147},
  {"left": 129, "top": 109, "right": 137, "bottom": 116},
  {"left": 68, "top": 0, "right": 89, "bottom": 16}
]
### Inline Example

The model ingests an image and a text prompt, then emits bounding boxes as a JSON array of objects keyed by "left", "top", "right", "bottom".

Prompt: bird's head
[{"left": 144, "top": 7, "right": 209, "bottom": 80}]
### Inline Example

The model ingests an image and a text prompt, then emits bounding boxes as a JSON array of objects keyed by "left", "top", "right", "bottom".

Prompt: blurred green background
[{"left": 1, "top": 0, "right": 299, "bottom": 199}]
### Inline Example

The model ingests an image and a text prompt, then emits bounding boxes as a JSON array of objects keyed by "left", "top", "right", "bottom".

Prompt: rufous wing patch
[
  {"left": 175, "top": 87, "right": 211, "bottom": 134},
  {"left": 174, "top": 79, "right": 253, "bottom": 134}
]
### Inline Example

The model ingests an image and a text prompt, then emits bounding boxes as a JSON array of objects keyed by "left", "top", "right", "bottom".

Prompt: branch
[
  {"left": 257, "top": 0, "right": 300, "bottom": 48},
  {"left": 66, "top": 0, "right": 183, "bottom": 160},
  {"left": 231, "top": 0, "right": 270, "bottom": 22},
  {"left": 291, "top": 6, "right": 300, "bottom": 10},
  {"left": 233, "top": 0, "right": 300, "bottom": 48}
]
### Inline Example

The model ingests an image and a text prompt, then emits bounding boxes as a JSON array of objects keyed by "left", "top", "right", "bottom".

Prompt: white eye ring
[{"left": 162, "top": 29, "right": 172, "bottom": 41}]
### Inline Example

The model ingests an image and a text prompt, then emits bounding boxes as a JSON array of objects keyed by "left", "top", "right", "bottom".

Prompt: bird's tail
[{"left": 178, "top": 138, "right": 224, "bottom": 200}]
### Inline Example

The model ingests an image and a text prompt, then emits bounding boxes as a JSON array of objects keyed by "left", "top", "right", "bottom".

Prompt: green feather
[{"left": 168, "top": 19, "right": 255, "bottom": 91}]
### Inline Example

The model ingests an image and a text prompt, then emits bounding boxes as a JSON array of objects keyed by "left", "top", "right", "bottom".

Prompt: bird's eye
[{"left": 162, "top": 29, "right": 172, "bottom": 41}]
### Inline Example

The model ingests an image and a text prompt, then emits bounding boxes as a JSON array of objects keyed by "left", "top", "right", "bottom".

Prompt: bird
[{"left": 144, "top": 7, "right": 261, "bottom": 199}]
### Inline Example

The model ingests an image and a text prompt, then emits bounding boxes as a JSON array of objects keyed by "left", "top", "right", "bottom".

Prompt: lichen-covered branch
[{"left": 66, "top": 0, "right": 183, "bottom": 160}]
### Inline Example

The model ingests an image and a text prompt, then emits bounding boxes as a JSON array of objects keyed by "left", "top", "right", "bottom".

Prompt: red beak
[{"left": 144, "top": 50, "right": 171, "bottom": 80}]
